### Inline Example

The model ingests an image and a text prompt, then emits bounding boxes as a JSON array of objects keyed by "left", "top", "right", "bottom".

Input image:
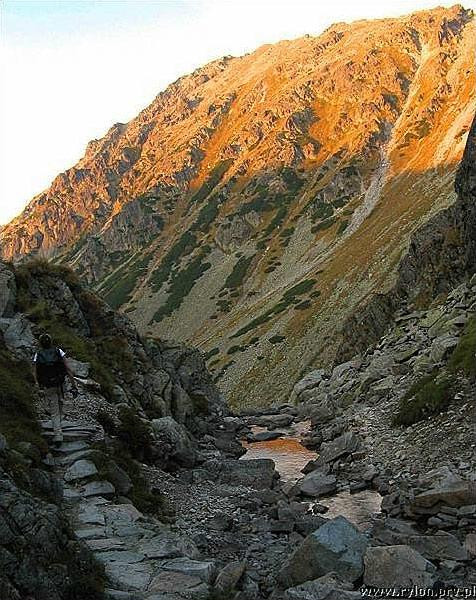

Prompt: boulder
[
  {"left": 412, "top": 478, "right": 476, "bottom": 509},
  {"left": 171, "top": 384, "right": 194, "bottom": 425},
  {"left": 293, "top": 470, "right": 337, "bottom": 498},
  {"left": 212, "top": 458, "right": 278, "bottom": 489},
  {"left": 68, "top": 358, "right": 90, "bottom": 378},
  {"left": 372, "top": 520, "right": 468, "bottom": 561},
  {"left": 363, "top": 545, "right": 436, "bottom": 588},
  {"left": 309, "top": 395, "right": 338, "bottom": 426},
  {"left": 214, "top": 560, "right": 246, "bottom": 593},
  {"left": 256, "top": 414, "right": 295, "bottom": 429},
  {"left": 407, "top": 532, "right": 468, "bottom": 562},
  {"left": 278, "top": 516, "right": 368, "bottom": 587},
  {"left": 106, "top": 462, "right": 133, "bottom": 496},
  {"left": 464, "top": 533, "right": 476, "bottom": 557},
  {"left": 360, "top": 354, "right": 395, "bottom": 391},
  {"left": 429, "top": 335, "right": 459, "bottom": 363},
  {"left": 316, "top": 432, "right": 362, "bottom": 466},
  {"left": 0, "top": 315, "right": 35, "bottom": 355},
  {"left": 103, "top": 561, "right": 153, "bottom": 592},
  {"left": 293, "top": 370, "right": 326, "bottom": 397},
  {"left": 151, "top": 416, "right": 198, "bottom": 468},
  {"left": 248, "top": 430, "right": 282, "bottom": 442},
  {"left": 331, "top": 361, "right": 357, "bottom": 380}
]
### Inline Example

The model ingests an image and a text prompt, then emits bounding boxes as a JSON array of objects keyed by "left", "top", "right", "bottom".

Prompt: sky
[{"left": 1, "top": 0, "right": 475, "bottom": 225}]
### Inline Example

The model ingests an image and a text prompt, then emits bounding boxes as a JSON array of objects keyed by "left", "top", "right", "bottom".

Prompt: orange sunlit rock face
[{"left": 1, "top": 5, "right": 474, "bottom": 408}]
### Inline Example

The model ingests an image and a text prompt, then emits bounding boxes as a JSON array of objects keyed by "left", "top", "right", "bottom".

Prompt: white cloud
[{"left": 1, "top": 0, "right": 473, "bottom": 225}]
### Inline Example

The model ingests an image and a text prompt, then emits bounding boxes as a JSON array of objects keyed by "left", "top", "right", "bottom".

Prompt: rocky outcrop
[
  {"left": 278, "top": 516, "right": 368, "bottom": 587},
  {"left": 0, "top": 259, "right": 233, "bottom": 599},
  {"left": 337, "top": 112, "right": 476, "bottom": 363}
]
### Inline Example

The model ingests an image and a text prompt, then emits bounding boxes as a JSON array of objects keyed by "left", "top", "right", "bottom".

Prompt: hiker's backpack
[{"left": 36, "top": 348, "right": 67, "bottom": 388}]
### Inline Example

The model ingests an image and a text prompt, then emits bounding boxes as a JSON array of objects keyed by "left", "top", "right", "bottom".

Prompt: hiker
[{"left": 33, "top": 333, "right": 78, "bottom": 444}]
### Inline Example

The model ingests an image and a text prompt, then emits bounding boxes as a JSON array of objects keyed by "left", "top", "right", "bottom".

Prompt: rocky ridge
[{"left": 1, "top": 5, "right": 475, "bottom": 408}]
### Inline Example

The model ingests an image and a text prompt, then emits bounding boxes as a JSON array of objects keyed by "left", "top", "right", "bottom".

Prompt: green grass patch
[
  {"left": 337, "top": 220, "right": 349, "bottom": 235},
  {"left": 222, "top": 254, "right": 255, "bottom": 290},
  {"left": 282, "top": 279, "right": 316, "bottom": 301},
  {"left": 102, "top": 252, "right": 153, "bottom": 309},
  {"left": 190, "top": 197, "right": 220, "bottom": 233},
  {"left": 227, "top": 345, "right": 243, "bottom": 355},
  {"left": 294, "top": 300, "right": 312, "bottom": 310},
  {"left": 150, "top": 231, "right": 197, "bottom": 293},
  {"left": 311, "top": 217, "right": 337, "bottom": 233},
  {"left": 0, "top": 347, "right": 46, "bottom": 452},
  {"left": 231, "top": 278, "right": 316, "bottom": 338},
  {"left": 153, "top": 247, "right": 212, "bottom": 322},
  {"left": 448, "top": 317, "right": 476, "bottom": 377},
  {"left": 189, "top": 159, "right": 233, "bottom": 205},
  {"left": 310, "top": 201, "right": 334, "bottom": 223},
  {"left": 204, "top": 347, "right": 219, "bottom": 361},
  {"left": 392, "top": 372, "right": 454, "bottom": 427}
]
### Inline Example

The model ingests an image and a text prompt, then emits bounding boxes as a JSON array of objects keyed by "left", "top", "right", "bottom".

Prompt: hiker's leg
[{"left": 46, "top": 387, "right": 63, "bottom": 442}]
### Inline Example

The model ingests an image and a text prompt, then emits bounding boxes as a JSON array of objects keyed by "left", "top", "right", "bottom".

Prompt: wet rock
[
  {"left": 292, "top": 470, "right": 337, "bottom": 498},
  {"left": 257, "top": 414, "right": 295, "bottom": 429},
  {"left": 363, "top": 545, "right": 436, "bottom": 588},
  {"left": 249, "top": 430, "right": 282, "bottom": 442},
  {"left": 278, "top": 516, "right": 368, "bottom": 587}
]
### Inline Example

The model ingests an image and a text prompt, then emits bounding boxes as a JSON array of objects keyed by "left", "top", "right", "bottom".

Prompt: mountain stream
[{"left": 241, "top": 422, "right": 382, "bottom": 530}]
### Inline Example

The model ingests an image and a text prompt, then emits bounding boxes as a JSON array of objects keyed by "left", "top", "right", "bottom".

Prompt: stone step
[
  {"left": 105, "top": 589, "right": 141, "bottom": 600},
  {"left": 81, "top": 480, "right": 116, "bottom": 498},
  {"left": 43, "top": 430, "right": 95, "bottom": 442},
  {"left": 40, "top": 419, "right": 96, "bottom": 431},
  {"left": 58, "top": 449, "right": 95, "bottom": 466},
  {"left": 53, "top": 440, "right": 90, "bottom": 454}
]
